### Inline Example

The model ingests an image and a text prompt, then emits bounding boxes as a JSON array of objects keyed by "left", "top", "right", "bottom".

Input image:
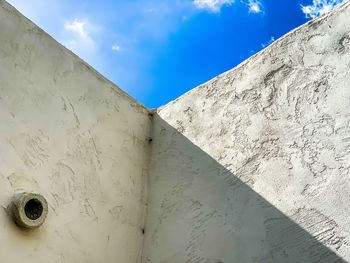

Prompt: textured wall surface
[
  {"left": 0, "top": 1, "right": 151, "bottom": 262},
  {"left": 2, "top": 0, "right": 350, "bottom": 262},
  {"left": 143, "top": 1, "right": 350, "bottom": 262}
]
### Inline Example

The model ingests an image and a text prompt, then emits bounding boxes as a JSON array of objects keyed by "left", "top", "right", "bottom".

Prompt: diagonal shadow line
[{"left": 142, "top": 115, "right": 347, "bottom": 263}]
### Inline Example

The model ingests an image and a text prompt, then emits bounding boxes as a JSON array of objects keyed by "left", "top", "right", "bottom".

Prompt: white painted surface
[
  {"left": 143, "top": 1, "right": 350, "bottom": 262},
  {"left": 0, "top": 1, "right": 151, "bottom": 262},
  {"left": 2, "top": 0, "right": 350, "bottom": 262}
]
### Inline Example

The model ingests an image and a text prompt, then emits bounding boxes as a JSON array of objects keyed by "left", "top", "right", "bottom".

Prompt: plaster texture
[
  {"left": 1, "top": 0, "right": 350, "bottom": 262},
  {"left": 143, "top": 1, "right": 350, "bottom": 262},
  {"left": 0, "top": 1, "right": 151, "bottom": 262}
]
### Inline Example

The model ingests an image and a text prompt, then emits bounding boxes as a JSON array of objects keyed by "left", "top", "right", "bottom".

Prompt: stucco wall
[
  {"left": 143, "top": 1, "right": 350, "bottom": 262},
  {"left": 2, "top": 0, "right": 350, "bottom": 262},
  {"left": 0, "top": 1, "right": 151, "bottom": 262}
]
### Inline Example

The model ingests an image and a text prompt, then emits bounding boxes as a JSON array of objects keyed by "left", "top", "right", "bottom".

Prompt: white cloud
[
  {"left": 301, "top": 0, "right": 343, "bottom": 19},
  {"left": 65, "top": 19, "right": 89, "bottom": 39},
  {"left": 261, "top": 36, "right": 275, "bottom": 48},
  {"left": 193, "top": 0, "right": 234, "bottom": 12},
  {"left": 193, "top": 0, "right": 263, "bottom": 13},
  {"left": 63, "top": 18, "right": 99, "bottom": 55},
  {"left": 248, "top": 0, "right": 263, "bottom": 13},
  {"left": 112, "top": 44, "right": 121, "bottom": 52}
]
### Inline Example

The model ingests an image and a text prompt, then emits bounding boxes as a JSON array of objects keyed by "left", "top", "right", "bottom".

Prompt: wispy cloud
[
  {"left": 261, "top": 36, "right": 275, "bottom": 48},
  {"left": 248, "top": 0, "right": 263, "bottom": 13},
  {"left": 62, "top": 18, "right": 100, "bottom": 56},
  {"left": 193, "top": 0, "right": 234, "bottom": 12},
  {"left": 301, "top": 0, "right": 343, "bottom": 19},
  {"left": 193, "top": 0, "right": 263, "bottom": 14},
  {"left": 112, "top": 44, "right": 121, "bottom": 52},
  {"left": 65, "top": 19, "right": 87, "bottom": 38}
]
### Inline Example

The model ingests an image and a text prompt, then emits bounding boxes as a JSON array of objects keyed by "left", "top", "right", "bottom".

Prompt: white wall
[
  {"left": 143, "top": 1, "right": 350, "bottom": 262},
  {"left": 2, "top": 0, "right": 350, "bottom": 262},
  {"left": 0, "top": 1, "right": 151, "bottom": 262}
]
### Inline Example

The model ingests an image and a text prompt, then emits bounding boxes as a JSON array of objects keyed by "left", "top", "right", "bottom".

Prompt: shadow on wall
[{"left": 142, "top": 115, "right": 346, "bottom": 263}]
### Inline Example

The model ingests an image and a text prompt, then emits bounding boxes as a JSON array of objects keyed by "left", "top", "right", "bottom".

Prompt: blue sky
[{"left": 7, "top": 0, "right": 343, "bottom": 108}]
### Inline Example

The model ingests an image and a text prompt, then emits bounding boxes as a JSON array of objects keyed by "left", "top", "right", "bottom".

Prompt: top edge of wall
[
  {"left": 157, "top": 0, "right": 350, "bottom": 112},
  {"left": 1, "top": 0, "right": 150, "bottom": 113}
]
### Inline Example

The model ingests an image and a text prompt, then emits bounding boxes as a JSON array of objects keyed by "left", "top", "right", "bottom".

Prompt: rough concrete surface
[
  {"left": 1, "top": 0, "right": 350, "bottom": 262},
  {"left": 143, "top": 1, "right": 350, "bottom": 262},
  {"left": 0, "top": 1, "right": 151, "bottom": 262}
]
